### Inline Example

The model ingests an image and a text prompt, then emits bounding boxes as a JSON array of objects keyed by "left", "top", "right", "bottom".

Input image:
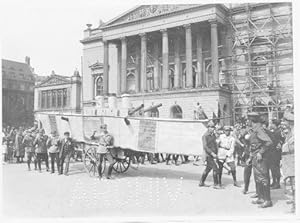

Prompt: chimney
[{"left": 25, "top": 56, "right": 30, "bottom": 66}]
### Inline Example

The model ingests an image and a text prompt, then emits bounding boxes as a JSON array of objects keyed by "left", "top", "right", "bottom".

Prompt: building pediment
[
  {"left": 104, "top": 4, "right": 201, "bottom": 27},
  {"left": 36, "top": 75, "right": 71, "bottom": 88}
]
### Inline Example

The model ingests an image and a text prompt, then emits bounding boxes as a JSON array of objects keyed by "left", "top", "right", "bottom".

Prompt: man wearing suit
[{"left": 58, "top": 132, "right": 75, "bottom": 176}]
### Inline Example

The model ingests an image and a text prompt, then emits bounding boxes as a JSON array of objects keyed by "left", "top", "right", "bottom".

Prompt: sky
[
  {"left": 0, "top": 0, "right": 138, "bottom": 76},
  {"left": 1, "top": 0, "right": 297, "bottom": 77}
]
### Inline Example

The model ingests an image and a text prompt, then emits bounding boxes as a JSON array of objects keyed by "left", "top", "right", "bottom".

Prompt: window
[
  {"left": 47, "top": 91, "right": 51, "bottom": 108},
  {"left": 57, "top": 90, "right": 62, "bottom": 107},
  {"left": 63, "top": 89, "right": 67, "bottom": 107},
  {"left": 126, "top": 73, "right": 136, "bottom": 92},
  {"left": 170, "top": 105, "right": 183, "bottom": 119},
  {"left": 52, "top": 91, "right": 57, "bottom": 107},
  {"left": 147, "top": 71, "right": 154, "bottom": 91},
  {"left": 40, "top": 88, "right": 68, "bottom": 109},
  {"left": 95, "top": 76, "right": 104, "bottom": 96},
  {"left": 41, "top": 91, "right": 46, "bottom": 108}
]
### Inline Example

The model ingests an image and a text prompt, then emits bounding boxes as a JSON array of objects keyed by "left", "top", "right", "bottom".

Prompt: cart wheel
[
  {"left": 113, "top": 155, "right": 131, "bottom": 173},
  {"left": 83, "top": 147, "right": 105, "bottom": 177}
]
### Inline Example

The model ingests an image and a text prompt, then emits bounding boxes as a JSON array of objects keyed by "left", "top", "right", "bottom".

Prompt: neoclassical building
[{"left": 80, "top": 3, "right": 293, "bottom": 124}]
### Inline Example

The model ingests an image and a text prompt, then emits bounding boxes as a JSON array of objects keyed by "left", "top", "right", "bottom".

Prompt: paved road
[{"left": 2, "top": 160, "right": 293, "bottom": 218}]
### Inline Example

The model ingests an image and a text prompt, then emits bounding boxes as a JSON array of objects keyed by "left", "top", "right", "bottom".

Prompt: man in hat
[
  {"left": 91, "top": 124, "right": 115, "bottom": 180},
  {"left": 33, "top": 129, "right": 49, "bottom": 172},
  {"left": 217, "top": 126, "right": 240, "bottom": 187},
  {"left": 22, "top": 130, "right": 35, "bottom": 170},
  {"left": 199, "top": 121, "right": 222, "bottom": 189},
  {"left": 268, "top": 118, "right": 285, "bottom": 189},
  {"left": 247, "top": 112, "right": 273, "bottom": 208},
  {"left": 58, "top": 132, "right": 75, "bottom": 176},
  {"left": 281, "top": 111, "right": 294, "bottom": 212}
]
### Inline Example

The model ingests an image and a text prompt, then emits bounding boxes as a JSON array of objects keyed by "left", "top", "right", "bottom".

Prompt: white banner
[{"left": 36, "top": 113, "right": 207, "bottom": 156}]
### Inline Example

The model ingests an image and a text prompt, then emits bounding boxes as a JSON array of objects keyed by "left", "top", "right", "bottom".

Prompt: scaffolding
[{"left": 226, "top": 3, "right": 293, "bottom": 123}]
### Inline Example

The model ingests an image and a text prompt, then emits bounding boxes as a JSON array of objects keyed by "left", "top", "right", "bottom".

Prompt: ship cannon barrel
[
  {"left": 128, "top": 104, "right": 144, "bottom": 116},
  {"left": 143, "top": 103, "right": 162, "bottom": 113}
]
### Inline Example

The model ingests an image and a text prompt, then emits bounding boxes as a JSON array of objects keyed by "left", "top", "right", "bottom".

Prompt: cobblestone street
[{"left": 2, "top": 160, "right": 293, "bottom": 218}]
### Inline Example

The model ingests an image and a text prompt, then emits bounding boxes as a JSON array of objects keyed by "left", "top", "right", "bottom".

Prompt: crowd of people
[
  {"left": 2, "top": 123, "right": 78, "bottom": 176},
  {"left": 1, "top": 107, "right": 295, "bottom": 212},
  {"left": 199, "top": 109, "right": 294, "bottom": 211}
]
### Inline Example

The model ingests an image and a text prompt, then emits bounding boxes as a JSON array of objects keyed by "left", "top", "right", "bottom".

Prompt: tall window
[
  {"left": 126, "top": 73, "right": 136, "bottom": 92},
  {"left": 63, "top": 89, "right": 67, "bottom": 107},
  {"left": 57, "top": 90, "right": 62, "bottom": 107},
  {"left": 52, "top": 91, "right": 57, "bottom": 107},
  {"left": 147, "top": 70, "right": 154, "bottom": 91},
  {"left": 47, "top": 91, "right": 51, "bottom": 108},
  {"left": 41, "top": 91, "right": 46, "bottom": 108},
  {"left": 95, "top": 76, "right": 104, "bottom": 96}
]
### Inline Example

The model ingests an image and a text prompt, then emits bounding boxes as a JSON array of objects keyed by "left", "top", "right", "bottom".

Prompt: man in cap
[
  {"left": 91, "top": 124, "right": 115, "bottom": 180},
  {"left": 22, "top": 130, "right": 35, "bottom": 171},
  {"left": 247, "top": 112, "right": 273, "bottom": 208},
  {"left": 199, "top": 121, "right": 222, "bottom": 189},
  {"left": 33, "top": 129, "right": 49, "bottom": 172},
  {"left": 58, "top": 132, "right": 75, "bottom": 176},
  {"left": 217, "top": 126, "right": 240, "bottom": 187}
]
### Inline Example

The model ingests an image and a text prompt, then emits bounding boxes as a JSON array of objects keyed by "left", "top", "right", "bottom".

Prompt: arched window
[
  {"left": 169, "top": 68, "right": 175, "bottom": 89},
  {"left": 252, "top": 56, "right": 268, "bottom": 89},
  {"left": 182, "top": 65, "right": 197, "bottom": 88},
  {"left": 147, "top": 69, "right": 154, "bottom": 91},
  {"left": 126, "top": 72, "right": 136, "bottom": 92},
  {"left": 170, "top": 105, "right": 183, "bottom": 119},
  {"left": 95, "top": 76, "right": 104, "bottom": 96}
]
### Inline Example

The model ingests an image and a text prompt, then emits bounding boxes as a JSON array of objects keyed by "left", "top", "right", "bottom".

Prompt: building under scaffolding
[{"left": 226, "top": 3, "right": 293, "bottom": 123}]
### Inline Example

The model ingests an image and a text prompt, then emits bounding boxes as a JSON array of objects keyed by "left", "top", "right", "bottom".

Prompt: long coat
[
  {"left": 15, "top": 133, "right": 25, "bottom": 157},
  {"left": 282, "top": 128, "right": 294, "bottom": 178},
  {"left": 58, "top": 138, "right": 75, "bottom": 158}
]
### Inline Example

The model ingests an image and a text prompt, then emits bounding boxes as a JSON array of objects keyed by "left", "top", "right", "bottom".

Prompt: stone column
[
  {"left": 103, "top": 40, "right": 109, "bottom": 95},
  {"left": 135, "top": 40, "right": 141, "bottom": 92},
  {"left": 185, "top": 24, "right": 193, "bottom": 88},
  {"left": 116, "top": 43, "right": 121, "bottom": 95},
  {"left": 161, "top": 29, "right": 169, "bottom": 90},
  {"left": 153, "top": 39, "right": 160, "bottom": 90},
  {"left": 140, "top": 33, "right": 147, "bottom": 92},
  {"left": 196, "top": 30, "right": 203, "bottom": 87},
  {"left": 174, "top": 35, "right": 181, "bottom": 88},
  {"left": 210, "top": 20, "right": 219, "bottom": 87},
  {"left": 121, "top": 37, "right": 127, "bottom": 93}
]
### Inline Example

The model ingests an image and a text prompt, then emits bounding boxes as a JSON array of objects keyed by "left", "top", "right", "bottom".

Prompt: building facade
[
  {"left": 80, "top": 3, "right": 293, "bottom": 124},
  {"left": 2, "top": 57, "right": 35, "bottom": 126},
  {"left": 34, "top": 70, "right": 82, "bottom": 114}
]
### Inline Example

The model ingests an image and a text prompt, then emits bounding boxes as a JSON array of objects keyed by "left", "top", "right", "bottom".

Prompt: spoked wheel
[
  {"left": 113, "top": 155, "right": 131, "bottom": 173},
  {"left": 83, "top": 147, "right": 105, "bottom": 177}
]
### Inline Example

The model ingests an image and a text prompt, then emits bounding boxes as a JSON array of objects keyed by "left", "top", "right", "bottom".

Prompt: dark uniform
[
  {"left": 248, "top": 112, "right": 273, "bottom": 208},
  {"left": 199, "top": 122, "right": 222, "bottom": 189},
  {"left": 268, "top": 120, "right": 284, "bottom": 189},
  {"left": 22, "top": 131, "right": 35, "bottom": 170},
  {"left": 58, "top": 132, "right": 75, "bottom": 175},
  {"left": 33, "top": 130, "right": 49, "bottom": 172}
]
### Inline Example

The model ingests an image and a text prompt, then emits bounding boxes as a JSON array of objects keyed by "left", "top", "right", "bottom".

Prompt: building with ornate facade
[
  {"left": 80, "top": 3, "right": 293, "bottom": 124},
  {"left": 33, "top": 70, "right": 82, "bottom": 114},
  {"left": 2, "top": 57, "right": 35, "bottom": 126}
]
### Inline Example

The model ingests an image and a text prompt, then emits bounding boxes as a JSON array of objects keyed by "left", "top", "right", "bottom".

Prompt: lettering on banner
[
  {"left": 48, "top": 115, "right": 58, "bottom": 133},
  {"left": 137, "top": 119, "right": 156, "bottom": 152}
]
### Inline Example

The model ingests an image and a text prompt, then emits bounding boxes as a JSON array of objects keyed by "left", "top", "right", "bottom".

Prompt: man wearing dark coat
[
  {"left": 247, "top": 112, "right": 273, "bottom": 208},
  {"left": 58, "top": 132, "right": 75, "bottom": 176}
]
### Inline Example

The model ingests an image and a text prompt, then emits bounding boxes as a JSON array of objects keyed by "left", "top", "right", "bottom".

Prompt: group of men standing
[
  {"left": 199, "top": 110, "right": 295, "bottom": 211},
  {"left": 3, "top": 126, "right": 76, "bottom": 176}
]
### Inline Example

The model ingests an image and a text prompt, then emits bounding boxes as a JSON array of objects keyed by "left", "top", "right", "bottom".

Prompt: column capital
[
  {"left": 103, "top": 39, "right": 108, "bottom": 44},
  {"left": 139, "top": 32, "right": 147, "bottom": 39},
  {"left": 120, "top": 36, "right": 127, "bottom": 42},
  {"left": 209, "top": 19, "right": 218, "bottom": 25},
  {"left": 160, "top": 29, "right": 168, "bottom": 34},
  {"left": 183, "top": 23, "right": 191, "bottom": 29}
]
